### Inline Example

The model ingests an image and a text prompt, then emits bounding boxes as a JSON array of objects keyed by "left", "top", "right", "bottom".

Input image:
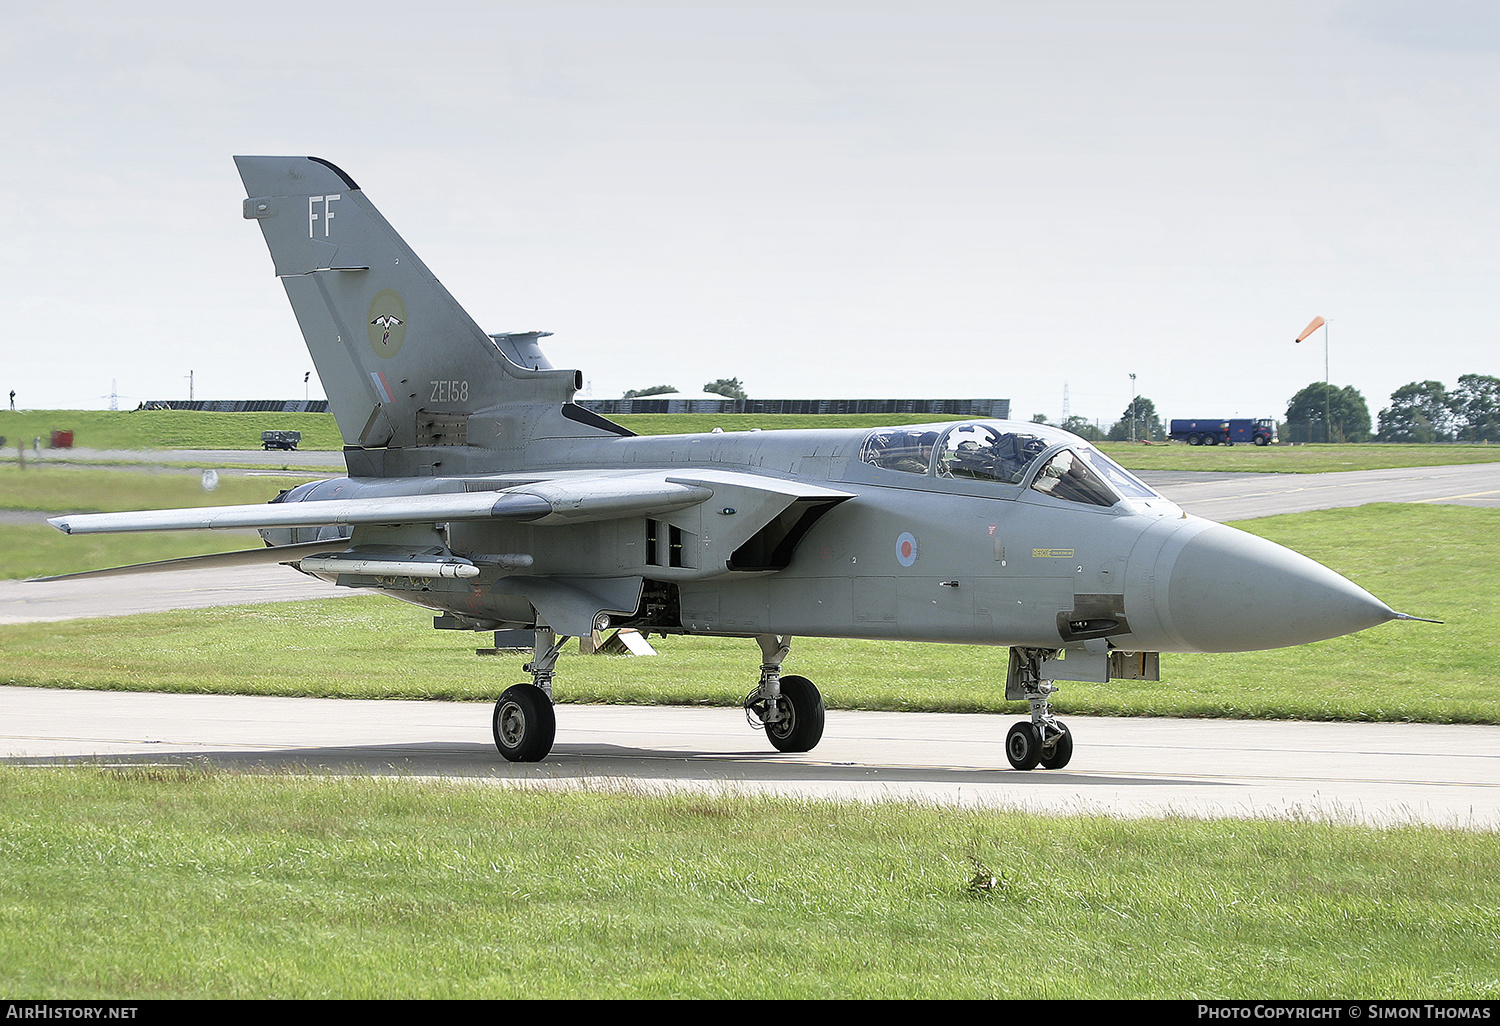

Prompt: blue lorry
[{"left": 1168, "top": 418, "right": 1277, "bottom": 446}]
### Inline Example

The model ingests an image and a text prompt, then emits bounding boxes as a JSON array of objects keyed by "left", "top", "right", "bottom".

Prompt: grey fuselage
[{"left": 271, "top": 419, "right": 1391, "bottom": 657}]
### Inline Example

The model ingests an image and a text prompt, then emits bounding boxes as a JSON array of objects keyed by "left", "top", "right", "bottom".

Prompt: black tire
[
  {"left": 1005, "top": 721, "right": 1042, "bottom": 770},
  {"left": 1039, "top": 721, "right": 1073, "bottom": 770},
  {"left": 1254, "top": 434, "right": 1269, "bottom": 446},
  {"left": 1187, "top": 434, "right": 1202, "bottom": 446},
  {"left": 1205, "top": 434, "right": 1219, "bottom": 446},
  {"left": 765, "top": 674, "right": 825, "bottom": 753},
  {"left": 492, "top": 684, "right": 556, "bottom": 762}
]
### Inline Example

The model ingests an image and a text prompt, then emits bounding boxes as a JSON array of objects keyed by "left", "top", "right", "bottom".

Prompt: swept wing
[{"left": 48, "top": 476, "right": 718, "bottom": 535}]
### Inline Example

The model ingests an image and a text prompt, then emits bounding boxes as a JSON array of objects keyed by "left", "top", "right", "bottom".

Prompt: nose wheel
[
  {"left": 1039, "top": 721, "right": 1073, "bottom": 769},
  {"left": 1005, "top": 721, "right": 1042, "bottom": 770},
  {"left": 1004, "top": 719, "right": 1073, "bottom": 770}
]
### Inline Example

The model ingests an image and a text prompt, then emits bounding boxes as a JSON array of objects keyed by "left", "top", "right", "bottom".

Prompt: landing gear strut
[
  {"left": 1005, "top": 647, "right": 1073, "bottom": 770},
  {"left": 743, "top": 634, "right": 825, "bottom": 752},
  {"left": 492, "top": 628, "right": 568, "bottom": 762}
]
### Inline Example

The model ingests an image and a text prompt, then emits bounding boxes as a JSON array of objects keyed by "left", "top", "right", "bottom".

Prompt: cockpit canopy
[{"left": 859, "top": 420, "right": 1163, "bottom": 508}]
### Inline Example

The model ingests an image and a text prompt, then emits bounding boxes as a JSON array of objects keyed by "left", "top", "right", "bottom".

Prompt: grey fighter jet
[{"left": 47, "top": 156, "right": 1422, "bottom": 768}]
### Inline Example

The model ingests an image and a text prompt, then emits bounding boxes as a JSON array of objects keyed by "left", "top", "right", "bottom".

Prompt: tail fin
[{"left": 234, "top": 156, "right": 625, "bottom": 461}]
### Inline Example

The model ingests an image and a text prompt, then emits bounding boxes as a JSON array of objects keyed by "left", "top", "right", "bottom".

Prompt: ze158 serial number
[{"left": 430, "top": 380, "right": 469, "bottom": 403}]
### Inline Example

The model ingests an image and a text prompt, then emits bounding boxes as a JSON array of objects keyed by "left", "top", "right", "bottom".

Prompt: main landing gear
[
  {"left": 1004, "top": 647, "right": 1073, "bottom": 771},
  {"left": 743, "top": 634, "right": 825, "bottom": 753},
  {"left": 491, "top": 629, "right": 827, "bottom": 762},
  {"left": 492, "top": 628, "right": 567, "bottom": 762}
]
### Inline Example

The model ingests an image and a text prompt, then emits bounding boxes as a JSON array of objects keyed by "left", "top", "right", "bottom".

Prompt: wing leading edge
[{"left": 47, "top": 477, "right": 716, "bottom": 536}]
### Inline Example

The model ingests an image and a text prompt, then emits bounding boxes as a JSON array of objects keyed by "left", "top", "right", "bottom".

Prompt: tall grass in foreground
[{"left": 1, "top": 768, "right": 1495, "bottom": 999}]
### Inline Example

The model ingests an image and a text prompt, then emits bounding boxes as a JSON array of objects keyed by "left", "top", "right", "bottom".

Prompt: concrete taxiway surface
[
  {"left": 6, "top": 686, "right": 1497, "bottom": 828},
  {"left": 0, "top": 564, "right": 344, "bottom": 624},
  {"left": 1148, "top": 462, "right": 1500, "bottom": 521}
]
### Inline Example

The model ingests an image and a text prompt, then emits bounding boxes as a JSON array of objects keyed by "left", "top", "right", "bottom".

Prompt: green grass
[
  {"left": 0, "top": 525, "right": 259, "bottom": 581},
  {"left": 4, "top": 504, "right": 1493, "bottom": 724},
  {"left": 0, "top": 465, "right": 316, "bottom": 513},
  {"left": 0, "top": 409, "right": 344, "bottom": 452},
  {"left": 1, "top": 767, "right": 1496, "bottom": 998},
  {"left": 0, "top": 466, "right": 321, "bottom": 579}
]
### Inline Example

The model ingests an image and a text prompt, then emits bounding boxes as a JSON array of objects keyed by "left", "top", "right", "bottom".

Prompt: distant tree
[
  {"left": 622, "top": 385, "right": 679, "bottom": 399},
  {"left": 1030, "top": 413, "right": 1050, "bottom": 424},
  {"left": 1106, "top": 396, "right": 1161, "bottom": 441},
  {"left": 1285, "top": 383, "right": 1371, "bottom": 443},
  {"left": 1451, "top": 374, "right": 1500, "bottom": 442},
  {"left": 1377, "top": 381, "right": 1454, "bottom": 443},
  {"left": 703, "top": 378, "right": 748, "bottom": 401},
  {"left": 1061, "top": 415, "right": 1105, "bottom": 442}
]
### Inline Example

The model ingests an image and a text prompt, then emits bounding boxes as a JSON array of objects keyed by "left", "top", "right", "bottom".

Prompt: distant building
[
  {"left": 137, "top": 396, "right": 1014, "bottom": 420},
  {"left": 138, "top": 400, "right": 330, "bottom": 413},
  {"left": 583, "top": 397, "right": 1012, "bottom": 418}
]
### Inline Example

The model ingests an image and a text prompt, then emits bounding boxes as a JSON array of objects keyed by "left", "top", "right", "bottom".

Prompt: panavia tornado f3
[{"left": 46, "top": 156, "right": 1426, "bottom": 768}]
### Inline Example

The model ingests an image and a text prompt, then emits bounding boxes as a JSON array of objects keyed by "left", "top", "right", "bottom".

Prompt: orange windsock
[{"left": 1295, "top": 316, "right": 1326, "bottom": 343}]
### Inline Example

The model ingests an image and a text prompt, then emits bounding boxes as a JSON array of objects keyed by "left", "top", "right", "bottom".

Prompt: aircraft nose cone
[{"left": 1164, "top": 524, "right": 1397, "bottom": 652}]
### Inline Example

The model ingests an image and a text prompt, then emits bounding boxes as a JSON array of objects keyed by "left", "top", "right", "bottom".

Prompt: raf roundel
[{"left": 896, "top": 531, "right": 918, "bottom": 567}]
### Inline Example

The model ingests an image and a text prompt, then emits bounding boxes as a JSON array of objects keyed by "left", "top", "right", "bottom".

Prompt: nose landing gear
[{"left": 1005, "top": 647, "right": 1074, "bottom": 770}]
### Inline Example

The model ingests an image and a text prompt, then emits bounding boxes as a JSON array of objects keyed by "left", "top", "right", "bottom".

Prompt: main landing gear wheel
[
  {"left": 765, "top": 674, "right": 825, "bottom": 753},
  {"left": 493, "top": 684, "right": 556, "bottom": 763}
]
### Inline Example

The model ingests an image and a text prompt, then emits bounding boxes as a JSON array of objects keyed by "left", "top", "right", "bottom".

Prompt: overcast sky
[{"left": 4, "top": 1, "right": 1498, "bottom": 428}]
